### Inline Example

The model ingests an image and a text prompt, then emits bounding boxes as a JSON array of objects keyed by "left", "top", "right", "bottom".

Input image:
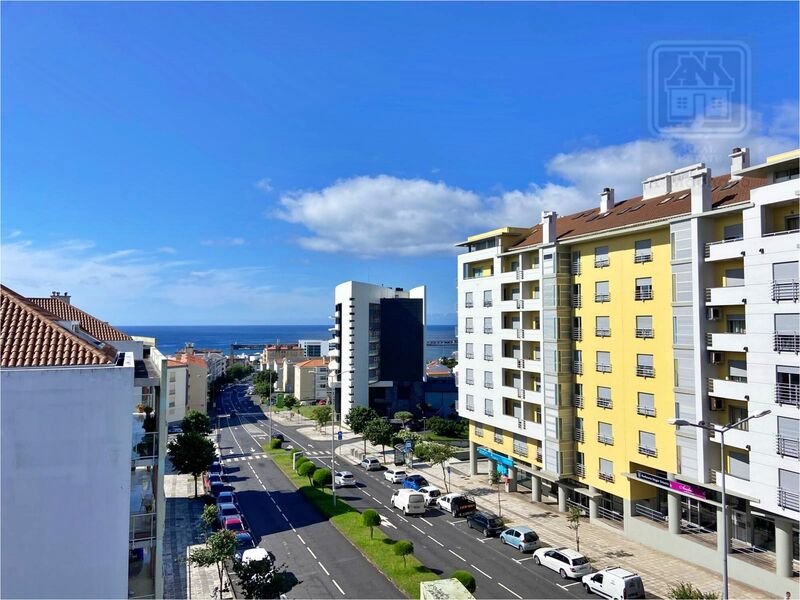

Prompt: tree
[
  {"left": 269, "top": 438, "right": 282, "bottom": 450},
  {"left": 415, "top": 442, "right": 456, "bottom": 492},
  {"left": 201, "top": 504, "right": 219, "bottom": 541},
  {"left": 566, "top": 506, "right": 582, "bottom": 552},
  {"left": 228, "top": 363, "right": 253, "bottom": 381},
  {"left": 283, "top": 395, "right": 298, "bottom": 411},
  {"left": 312, "top": 405, "right": 332, "bottom": 430},
  {"left": 182, "top": 410, "right": 212, "bottom": 435},
  {"left": 362, "top": 509, "right": 381, "bottom": 539},
  {"left": 168, "top": 432, "right": 217, "bottom": 497},
  {"left": 440, "top": 357, "right": 457, "bottom": 370},
  {"left": 668, "top": 582, "right": 719, "bottom": 599},
  {"left": 233, "top": 555, "right": 288, "bottom": 599},
  {"left": 345, "top": 406, "right": 380, "bottom": 454},
  {"left": 313, "top": 467, "right": 332, "bottom": 488},
  {"left": 294, "top": 456, "right": 310, "bottom": 471},
  {"left": 393, "top": 540, "right": 413, "bottom": 567},
  {"left": 394, "top": 411, "right": 414, "bottom": 428},
  {"left": 189, "top": 529, "right": 237, "bottom": 595},
  {"left": 451, "top": 570, "right": 476, "bottom": 593},
  {"left": 297, "top": 461, "right": 317, "bottom": 485},
  {"left": 363, "top": 419, "right": 394, "bottom": 463}
]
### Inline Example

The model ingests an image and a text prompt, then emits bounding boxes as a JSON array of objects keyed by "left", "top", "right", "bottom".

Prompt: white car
[
  {"left": 383, "top": 467, "right": 407, "bottom": 483},
  {"left": 360, "top": 457, "right": 382, "bottom": 471},
  {"left": 418, "top": 485, "right": 442, "bottom": 507},
  {"left": 241, "top": 548, "right": 270, "bottom": 564},
  {"left": 582, "top": 567, "right": 645, "bottom": 599},
  {"left": 533, "top": 547, "right": 592, "bottom": 579},
  {"left": 334, "top": 471, "right": 356, "bottom": 487}
]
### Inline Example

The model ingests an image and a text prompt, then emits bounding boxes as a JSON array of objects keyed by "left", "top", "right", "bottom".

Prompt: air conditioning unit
[
  {"left": 709, "top": 396, "right": 724, "bottom": 411},
  {"left": 707, "top": 307, "right": 722, "bottom": 321},
  {"left": 709, "top": 351, "right": 723, "bottom": 364}
]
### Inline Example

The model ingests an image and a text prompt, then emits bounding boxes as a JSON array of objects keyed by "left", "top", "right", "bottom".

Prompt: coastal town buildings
[
  {"left": 173, "top": 347, "right": 210, "bottom": 415},
  {"left": 1, "top": 287, "right": 166, "bottom": 599},
  {"left": 293, "top": 357, "right": 330, "bottom": 402},
  {"left": 299, "top": 339, "right": 331, "bottom": 358},
  {"left": 328, "top": 281, "right": 427, "bottom": 424},
  {"left": 165, "top": 360, "right": 189, "bottom": 424},
  {"left": 456, "top": 148, "right": 799, "bottom": 595}
]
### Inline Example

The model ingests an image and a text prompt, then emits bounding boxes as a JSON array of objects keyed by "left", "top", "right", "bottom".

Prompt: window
[
  {"left": 465, "top": 343, "right": 474, "bottom": 359},
  {"left": 575, "top": 417, "right": 584, "bottom": 442},
  {"left": 723, "top": 223, "right": 743, "bottom": 241},
  {"left": 634, "top": 239, "right": 652, "bottom": 263},
  {"left": 596, "top": 351, "right": 611, "bottom": 373},
  {"left": 573, "top": 316, "right": 583, "bottom": 341},
  {"left": 494, "top": 427, "right": 503, "bottom": 444},
  {"left": 599, "top": 458, "right": 614, "bottom": 482},
  {"left": 778, "top": 470, "right": 799, "bottom": 510},
  {"left": 598, "top": 422, "right": 613, "bottom": 445},
  {"left": 727, "top": 450, "right": 750, "bottom": 481},
  {"left": 725, "top": 268, "right": 745, "bottom": 287},
  {"left": 576, "top": 451, "right": 585, "bottom": 477},
  {"left": 636, "top": 315, "right": 654, "bottom": 338},
  {"left": 787, "top": 214, "right": 800, "bottom": 231},
  {"left": 637, "top": 354, "right": 654, "bottom": 377},
  {"left": 772, "top": 262, "right": 799, "bottom": 301},
  {"left": 513, "top": 434, "right": 528, "bottom": 456},
  {"left": 595, "top": 246, "right": 610, "bottom": 268},
  {"left": 572, "top": 251, "right": 581, "bottom": 275},
  {"left": 777, "top": 417, "right": 799, "bottom": 458},
  {"left": 774, "top": 314, "right": 800, "bottom": 352},
  {"left": 637, "top": 392, "right": 655, "bottom": 416},
  {"left": 484, "top": 344, "right": 493, "bottom": 361},
  {"left": 775, "top": 168, "right": 800, "bottom": 183},
  {"left": 484, "top": 398, "right": 494, "bottom": 417},
  {"left": 639, "top": 431, "right": 657, "bottom": 457},
  {"left": 483, "top": 290, "right": 493, "bottom": 307},
  {"left": 728, "top": 405, "right": 748, "bottom": 429},
  {"left": 595, "top": 281, "right": 610, "bottom": 302},
  {"left": 776, "top": 365, "right": 800, "bottom": 406},
  {"left": 727, "top": 314, "right": 746, "bottom": 334},
  {"left": 465, "top": 292, "right": 474, "bottom": 308},
  {"left": 484, "top": 316, "right": 493, "bottom": 334},
  {"left": 596, "top": 316, "right": 610, "bottom": 337},
  {"left": 572, "top": 283, "right": 582, "bottom": 307},
  {"left": 635, "top": 277, "right": 653, "bottom": 300},
  {"left": 475, "top": 423, "right": 484, "bottom": 437},
  {"left": 728, "top": 360, "right": 747, "bottom": 383},
  {"left": 465, "top": 317, "right": 474, "bottom": 333},
  {"left": 465, "top": 394, "right": 474, "bottom": 411},
  {"left": 573, "top": 350, "right": 583, "bottom": 374},
  {"left": 484, "top": 371, "right": 494, "bottom": 389},
  {"left": 465, "top": 368, "right": 474, "bottom": 385},
  {"left": 597, "top": 386, "right": 612, "bottom": 408}
]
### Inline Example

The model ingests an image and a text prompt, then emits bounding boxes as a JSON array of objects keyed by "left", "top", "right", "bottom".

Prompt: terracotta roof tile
[
  {"left": 27, "top": 296, "right": 132, "bottom": 342},
  {"left": 174, "top": 353, "right": 208, "bottom": 369},
  {"left": 295, "top": 358, "right": 329, "bottom": 368},
  {"left": 1, "top": 286, "right": 117, "bottom": 367}
]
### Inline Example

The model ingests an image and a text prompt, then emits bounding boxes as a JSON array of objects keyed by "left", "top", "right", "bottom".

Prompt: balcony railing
[
  {"left": 516, "top": 299, "right": 525, "bottom": 309},
  {"left": 484, "top": 354, "right": 494, "bottom": 361},
  {"left": 465, "top": 352, "right": 474, "bottom": 359},
  {"left": 130, "top": 512, "right": 157, "bottom": 543},
  {"left": 513, "top": 442, "right": 528, "bottom": 457},
  {"left": 598, "top": 433, "right": 614, "bottom": 445},
  {"left": 638, "top": 445, "right": 658, "bottom": 458},
  {"left": 516, "top": 387, "right": 525, "bottom": 399},
  {"left": 635, "top": 287, "right": 653, "bottom": 301},
  {"left": 572, "top": 328, "right": 582, "bottom": 341},
  {"left": 774, "top": 332, "right": 800, "bottom": 353},
  {"left": 484, "top": 407, "right": 494, "bottom": 417},
  {"left": 465, "top": 327, "right": 474, "bottom": 333},
  {"left": 777, "top": 436, "right": 800, "bottom": 458},
  {"left": 484, "top": 300, "right": 493, "bottom": 307},
  {"left": 465, "top": 301, "right": 474, "bottom": 308},
  {"left": 595, "top": 257, "right": 610, "bottom": 268},
  {"left": 572, "top": 294, "right": 582, "bottom": 308},
  {"left": 484, "top": 327, "right": 494, "bottom": 334},
  {"left": 598, "top": 471, "right": 615, "bottom": 482},
  {"left": 572, "top": 261, "right": 581, "bottom": 275},
  {"left": 575, "top": 464, "right": 585, "bottom": 477},
  {"left": 778, "top": 488, "right": 799, "bottom": 512},
  {"left": 636, "top": 365, "right": 655, "bottom": 378},
  {"left": 595, "top": 328, "right": 611, "bottom": 337},
  {"left": 132, "top": 432, "right": 159, "bottom": 462},
  {"left": 775, "top": 383, "right": 800, "bottom": 406},
  {"left": 772, "top": 280, "right": 799, "bottom": 302},
  {"left": 574, "top": 429, "right": 585, "bottom": 442},
  {"left": 596, "top": 396, "right": 612, "bottom": 409},
  {"left": 484, "top": 381, "right": 494, "bottom": 389},
  {"left": 465, "top": 378, "right": 474, "bottom": 385},
  {"left": 634, "top": 252, "right": 653, "bottom": 263},
  {"left": 636, "top": 328, "right": 654, "bottom": 339},
  {"left": 596, "top": 363, "right": 612, "bottom": 373},
  {"left": 637, "top": 405, "right": 656, "bottom": 417},
  {"left": 574, "top": 395, "right": 584, "bottom": 408},
  {"left": 536, "top": 449, "right": 543, "bottom": 463},
  {"left": 595, "top": 293, "right": 611, "bottom": 303},
  {"left": 573, "top": 361, "right": 583, "bottom": 374}
]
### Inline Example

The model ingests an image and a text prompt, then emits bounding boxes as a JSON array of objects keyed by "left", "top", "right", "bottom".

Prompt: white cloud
[
  {"left": 6, "top": 230, "right": 23, "bottom": 239},
  {"left": 158, "top": 246, "right": 177, "bottom": 254},
  {"left": 255, "top": 178, "right": 273, "bottom": 193},
  {"left": 200, "top": 237, "right": 246, "bottom": 247}
]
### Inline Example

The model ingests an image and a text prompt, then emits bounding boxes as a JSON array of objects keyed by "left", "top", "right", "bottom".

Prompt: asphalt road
[
  {"left": 219, "top": 386, "right": 599, "bottom": 600},
  {"left": 217, "top": 386, "right": 400, "bottom": 600}
]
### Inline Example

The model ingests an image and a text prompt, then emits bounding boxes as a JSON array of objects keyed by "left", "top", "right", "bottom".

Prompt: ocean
[{"left": 119, "top": 324, "right": 458, "bottom": 363}]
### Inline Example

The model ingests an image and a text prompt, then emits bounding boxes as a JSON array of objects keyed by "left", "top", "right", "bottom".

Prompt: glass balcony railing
[
  {"left": 130, "top": 512, "right": 157, "bottom": 543},
  {"left": 132, "top": 432, "right": 158, "bottom": 462}
]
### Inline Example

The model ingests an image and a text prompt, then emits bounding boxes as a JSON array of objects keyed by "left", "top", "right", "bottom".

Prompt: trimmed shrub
[
  {"left": 269, "top": 438, "right": 282, "bottom": 449},
  {"left": 312, "top": 467, "right": 332, "bottom": 487},
  {"left": 294, "top": 456, "right": 310, "bottom": 470},
  {"left": 297, "top": 461, "right": 316, "bottom": 484},
  {"left": 451, "top": 570, "right": 476, "bottom": 593},
  {"left": 362, "top": 509, "right": 380, "bottom": 539},
  {"left": 393, "top": 540, "right": 414, "bottom": 566}
]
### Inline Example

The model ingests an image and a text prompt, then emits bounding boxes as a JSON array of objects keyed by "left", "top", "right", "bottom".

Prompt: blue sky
[{"left": 2, "top": 2, "right": 797, "bottom": 325}]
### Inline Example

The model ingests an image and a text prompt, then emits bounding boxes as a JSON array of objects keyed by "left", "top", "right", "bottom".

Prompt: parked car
[
  {"left": 216, "top": 491, "right": 237, "bottom": 507},
  {"left": 402, "top": 474, "right": 429, "bottom": 490},
  {"left": 467, "top": 511, "right": 504, "bottom": 537},
  {"left": 534, "top": 547, "right": 592, "bottom": 579},
  {"left": 384, "top": 467, "right": 407, "bottom": 483},
  {"left": 360, "top": 457, "right": 382, "bottom": 471},
  {"left": 234, "top": 532, "right": 255, "bottom": 560},
  {"left": 419, "top": 485, "right": 442, "bottom": 507},
  {"left": 272, "top": 433, "right": 285, "bottom": 442},
  {"left": 207, "top": 473, "right": 224, "bottom": 486},
  {"left": 391, "top": 489, "right": 426, "bottom": 516},
  {"left": 209, "top": 481, "right": 227, "bottom": 497},
  {"left": 582, "top": 567, "right": 645, "bottom": 598},
  {"left": 334, "top": 471, "right": 356, "bottom": 487},
  {"left": 240, "top": 547, "right": 270, "bottom": 565},
  {"left": 499, "top": 526, "right": 540, "bottom": 552},
  {"left": 436, "top": 493, "right": 476, "bottom": 517},
  {"left": 223, "top": 516, "right": 246, "bottom": 533},
  {"left": 217, "top": 503, "right": 240, "bottom": 526},
  {"left": 209, "top": 461, "right": 224, "bottom": 474}
]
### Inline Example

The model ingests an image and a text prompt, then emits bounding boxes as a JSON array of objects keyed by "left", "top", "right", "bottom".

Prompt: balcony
[
  {"left": 707, "top": 377, "right": 748, "bottom": 401},
  {"left": 773, "top": 280, "right": 799, "bottom": 302},
  {"left": 575, "top": 464, "right": 586, "bottom": 477},
  {"left": 574, "top": 429, "right": 585, "bottom": 442},
  {"left": 595, "top": 328, "right": 611, "bottom": 338},
  {"left": 709, "top": 426, "right": 751, "bottom": 451},
  {"left": 634, "top": 287, "right": 653, "bottom": 301},
  {"left": 635, "top": 328, "right": 654, "bottom": 339},
  {"left": 484, "top": 327, "right": 494, "bottom": 335},
  {"left": 636, "top": 365, "right": 655, "bottom": 378},
  {"left": 484, "top": 381, "right": 494, "bottom": 390},
  {"left": 598, "top": 471, "right": 615, "bottom": 483},
  {"left": 637, "top": 405, "right": 656, "bottom": 417},
  {"left": 596, "top": 363, "right": 612, "bottom": 373},
  {"left": 705, "top": 286, "right": 746, "bottom": 306},
  {"left": 634, "top": 252, "right": 653, "bottom": 263},
  {"left": 706, "top": 332, "right": 747, "bottom": 352},
  {"left": 572, "top": 328, "right": 583, "bottom": 341},
  {"left": 595, "top": 257, "right": 610, "bottom": 268},
  {"left": 572, "top": 294, "right": 582, "bottom": 308},
  {"left": 597, "top": 397, "right": 612, "bottom": 409},
  {"left": 778, "top": 488, "right": 799, "bottom": 512},
  {"left": 130, "top": 512, "right": 157, "bottom": 544},
  {"left": 484, "top": 354, "right": 494, "bottom": 362},
  {"left": 465, "top": 326, "right": 474, "bottom": 334},
  {"left": 776, "top": 436, "right": 799, "bottom": 459},
  {"left": 574, "top": 395, "right": 584, "bottom": 408},
  {"left": 132, "top": 432, "right": 159, "bottom": 464},
  {"left": 776, "top": 383, "right": 800, "bottom": 406},
  {"left": 774, "top": 332, "right": 800, "bottom": 353},
  {"left": 572, "top": 261, "right": 581, "bottom": 275},
  {"left": 704, "top": 236, "right": 745, "bottom": 262},
  {"left": 464, "top": 352, "right": 474, "bottom": 359},
  {"left": 536, "top": 448, "right": 543, "bottom": 463},
  {"left": 465, "top": 301, "right": 474, "bottom": 308},
  {"left": 484, "top": 299, "right": 493, "bottom": 308},
  {"left": 598, "top": 433, "right": 614, "bottom": 445},
  {"left": 573, "top": 361, "right": 583, "bottom": 375},
  {"left": 638, "top": 446, "right": 658, "bottom": 458},
  {"left": 595, "top": 293, "right": 611, "bottom": 303}
]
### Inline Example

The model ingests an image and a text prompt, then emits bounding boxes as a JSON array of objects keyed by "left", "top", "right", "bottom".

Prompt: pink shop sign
[{"left": 670, "top": 480, "right": 706, "bottom": 499}]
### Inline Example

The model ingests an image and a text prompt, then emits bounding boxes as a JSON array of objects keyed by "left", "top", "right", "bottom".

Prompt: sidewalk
[{"left": 269, "top": 410, "right": 770, "bottom": 600}]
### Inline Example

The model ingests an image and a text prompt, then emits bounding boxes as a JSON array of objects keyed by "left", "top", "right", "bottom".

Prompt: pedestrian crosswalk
[{"left": 221, "top": 450, "right": 333, "bottom": 463}]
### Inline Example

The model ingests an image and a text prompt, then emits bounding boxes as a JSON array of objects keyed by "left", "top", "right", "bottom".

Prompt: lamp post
[{"left": 668, "top": 409, "right": 771, "bottom": 600}]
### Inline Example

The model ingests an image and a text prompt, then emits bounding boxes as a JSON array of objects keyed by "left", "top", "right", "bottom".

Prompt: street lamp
[{"left": 667, "top": 409, "right": 771, "bottom": 600}]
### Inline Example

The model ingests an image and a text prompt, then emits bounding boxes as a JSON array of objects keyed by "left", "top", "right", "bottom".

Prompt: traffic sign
[
  {"left": 337, "top": 431, "right": 343, "bottom": 441},
  {"left": 404, "top": 440, "right": 413, "bottom": 452},
  {"left": 447, "top": 465, "right": 451, "bottom": 475}
]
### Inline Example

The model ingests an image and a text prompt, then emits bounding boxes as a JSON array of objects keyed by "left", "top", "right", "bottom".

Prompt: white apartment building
[
  {"left": 328, "top": 281, "right": 426, "bottom": 424},
  {"left": 299, "top": 339, "right": 331, "bottom": 358},
  {"left": 294, "top": 358, "right": 330, "bottom": 402},
  {"left": 165, "top": 360, "right": 189, "bottom": 423}
]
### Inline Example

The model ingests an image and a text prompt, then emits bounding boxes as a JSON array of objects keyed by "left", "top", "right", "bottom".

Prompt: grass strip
[{"left": 263, "top": 445, "right": 438, "bottom": 598}]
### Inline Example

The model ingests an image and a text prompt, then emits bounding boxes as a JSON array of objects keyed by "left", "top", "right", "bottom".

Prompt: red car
[{"left": 223, "top": 516, "right": 246, "bottom": 533}]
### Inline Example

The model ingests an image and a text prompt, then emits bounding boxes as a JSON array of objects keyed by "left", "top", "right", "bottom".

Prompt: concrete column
[
  {"left": 775, "top": 517, "right": 794, "bottom": 578},
  {"left": 716, "top": 505, "right": 730, "bottom": 555},
  {"left": 667, "top": 491, "right": 681, "bottom": 535},
  {"left": 469, "top": 441, "right": 478, "bottom": 476},
  {"left": 588, "top": 486, "right": 599, "bottom": 521},
  {"left": 531, "top": 474, "right": 542, "bottom": 503},
  {"left": 557, "top": 485, "right": 568, "bottom": 512},
  {"left": 506, "top": 467, "right": 518, "bottom": 493}
]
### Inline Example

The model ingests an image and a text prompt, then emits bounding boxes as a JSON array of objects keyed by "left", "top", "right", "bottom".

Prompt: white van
[
  {"left": 582, "top": 567, "right": 645, "bottom": 599},
  {"left": 391, "top": 489, "right": 426, "bottom": 516}
]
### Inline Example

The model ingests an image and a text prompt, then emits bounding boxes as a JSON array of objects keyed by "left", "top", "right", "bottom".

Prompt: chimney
[
  {"left": 600, "top": 188, "right": 615, "bottom": 213},
  {"left": 729, "top": 147, "right": 750, "bottom": 179},
  {"left": 186, "top": 342, "right": 194, "bottom": 355},
  {"left": 51, "top": 291, "right": 71, "bottom": 305},
  {"left": 691, "top": 167, "right": 712, "bottom": 214},
  {"left": 541, "top": 210, "right": 558, "bottom": 245}
]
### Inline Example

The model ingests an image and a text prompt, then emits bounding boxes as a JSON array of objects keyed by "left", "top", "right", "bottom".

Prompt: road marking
[
  {"left": 450, "top": 519, "right": 467, "bottom": 525},
  {"left": 332, "top": 579, "right": 345, "bottom": 595},
  {"left": 470, "top": 565, "right": 492, "bottom": 579},
  {"left": 448, "top": 549, "right": 466, "bottom": 562},
  {"left": 475, "top": 537, "right": 490, "bottom": 543},
  {"left": 270, "top": 497, "right": 277, "bottom": 504},
  {"left": 379, "top": 516, "right": 397, "bottom": 529},
  {"left": 291, "top": 526, "right": 297, "bottom": 533},
  {"left": 281, "top": 514, "right": 289, "bottom": 522},
  {"left": 427, "top": 535, "right": 444, "bottom": 547},
  {"left": 498, "top": 583, "right": 523, "bottom": 599},
  {"left": 559, "top": 582, "right": 581, "bottom": 589},
  {"left": 412, "top": 524, "right": 425, "bottom": 534},
  {"left": 318, "top": 562, "right": 330, "bottom": 576},
  {"left": 398, "top": 515, "right": 408, "bottom": 523},
  {"left": 307, "top": 547, "right": 318, "bottom": 559},
  {"left": 420, "top": 517, "right": 434, "bottom": 527},
  {"left": 514, "top": 556, "right": 534, "bottom": 563},
  {"left": 297, "top": 535, "right": 306, "bottom": 545},
  {"left": 363, "top": 492, "right": 372, "bottom": 498}
]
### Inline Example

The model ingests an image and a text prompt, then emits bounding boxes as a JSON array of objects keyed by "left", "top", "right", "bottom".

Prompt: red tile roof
[
  {"left": 27, "top": 296, "right": 132, "bottom": 342},
  {"left": 174, "top": 353, "right": 208, "bottom": 369},
  {"left": 295, "top": 358, "right": 329, "bottom": 368},
  {"left": 1, "top": 285, "right": 117, "bottom": 367}
]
